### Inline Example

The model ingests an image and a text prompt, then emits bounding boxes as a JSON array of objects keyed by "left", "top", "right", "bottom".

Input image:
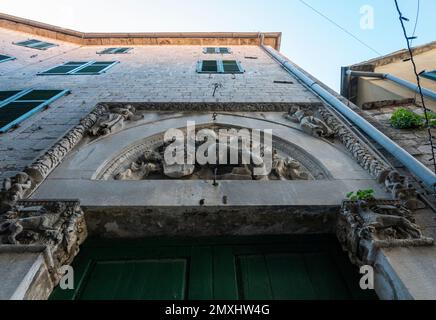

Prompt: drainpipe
[
  {"left": 346, "top": 70, "right": 436, "bottom": 101},
  {"left": 261, "top": 44, "right": 436, "bottom": 190}
]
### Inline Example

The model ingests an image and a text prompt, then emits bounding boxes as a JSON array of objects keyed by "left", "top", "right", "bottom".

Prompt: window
[
  {"left": 203, "top": 47, "right": 231, "bottom": 54},
  {"left": 0, "top": 89, "right": 69, "bottom": 133},
  {"left": 0, "top": 54, "right": 15, "bottom": 63},
  {"left": 98, "top": 47, "right": 133, "bottom": 54},
  {"left": 14, "top": 39, "right": 57, "bottom": 50},
  {"left": 38, "top": 61, "right": 119, "bottom": 75},
  {"left": 421, "top": 70, "right": 436, "bottom": 81},
  {"left": 197, "top": 60, "right": 244, "bottom": 74}
]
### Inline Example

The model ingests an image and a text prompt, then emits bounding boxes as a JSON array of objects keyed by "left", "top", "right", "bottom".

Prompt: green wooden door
[{"left": 50, "top": 236, "right": 376, "bottom": 300}]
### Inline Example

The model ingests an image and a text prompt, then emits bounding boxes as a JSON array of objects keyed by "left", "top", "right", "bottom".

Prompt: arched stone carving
[{"left": 96, "top": 124, "right": 329, "bottom": 181}]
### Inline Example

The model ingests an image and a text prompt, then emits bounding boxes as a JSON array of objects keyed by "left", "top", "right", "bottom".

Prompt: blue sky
[{"left": 0, "top": 0, "right": 434, "bottom": 91}]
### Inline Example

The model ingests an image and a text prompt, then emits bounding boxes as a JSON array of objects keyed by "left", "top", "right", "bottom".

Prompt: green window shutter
[
  {"left": 203, "top": 47, "right": 231, "bottom": 54},
  {"left": 200, "top": 60, "right": 219, "bottom": 73},
  {"left": 31, "top": 42, "right": 56, "bottom": 50},
  {"left": 218, "top": 48, "right": 230, "bottom": 54},
  {"left": 16, "top": 90, "right": 64, "bottom": 101},
  {"left": 222, "top": 60, "right": 243, "bottom": 73},
  {"left": 73, "top": 61, "right": 118, "bottom": 74},
  {"left": 0, "top": 91, "right": 21, "bottom": 102},
  {"left": 39, "top": 61, "right": 118, "bottom": 75},
  {"left": 15, "top": 39, "right": 40, "bottom": 46},
  {"left": 197, "top": 60, "right": 243, "bottom": 74},
  {"left": 114, "top": 48, "right": 131, "bottom": 54},
  {"left": 421, "top": 71, "right": 436, "bottom": 81},
  {"left": 99, "top": 48, "right": 132, "bottom": 54},
  {"left": 204, "top": 47, "right": 216, "bottom": 54},
  {"left": 0, "top": 54, "right": 15, "bottom": 63},
  {"left": 100, "top": 48, "right": 117, "bottom": 54},
  {"left": 15, "top": 39, "right": 56, "bottom": 50},
  {"left": 0, "top": 89, "right": 69, "bottom": 132},
  {"left": 39, "top": 62, "right": 87, "bottom": 75}
]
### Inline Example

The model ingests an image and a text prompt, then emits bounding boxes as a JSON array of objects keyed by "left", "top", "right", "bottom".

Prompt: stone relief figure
[
  {"left": 113, "top": 139, "right": 313, "bottom": 181},
  {"left": 285, "top": 107, "right": 334, "bottom": 138},
  {"left": 0, "top": 201, "right": 82, "bottom": 246},
  {"left": 384, "top": 171, "right": 425, "bottom": 210},
  {"left": 0, "top": 200, "right": 87, "bottom": 283},
  {"left": 0, "top": 173, "right": 32, "bottom": 213},
  {"left": 337, "top": 200, "right": 433, "bottom": 266},
  {"left": 89, "top": 105, "right": 143, "bottom": 137},
  {"left": 115, "top": 149, "right": 163, "bottom": 180},
  {"left": 271, "top": 151, "right": 310, "bottom": 180}
]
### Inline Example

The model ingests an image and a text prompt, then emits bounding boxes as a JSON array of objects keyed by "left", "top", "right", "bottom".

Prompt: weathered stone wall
[{"left": 0, "top": 28, "right": 320, "bottom": 180}]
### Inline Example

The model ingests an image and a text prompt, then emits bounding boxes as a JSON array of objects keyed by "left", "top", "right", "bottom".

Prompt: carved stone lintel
[
  {"left": 337, "top": 200, "right": 433, "bottom": 266},
  {"left": 0, "top": 200, "right": 88, "bottom": 284}
]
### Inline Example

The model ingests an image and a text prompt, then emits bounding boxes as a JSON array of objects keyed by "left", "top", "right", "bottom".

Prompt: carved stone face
[{"left": 15, "top": 173, "right": 29, "bottom": 184}]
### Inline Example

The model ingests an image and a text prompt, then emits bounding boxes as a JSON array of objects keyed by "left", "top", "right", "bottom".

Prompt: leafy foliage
[
  {"left": 346, "top": 189, "right": 375, "bottom": 201},
  {"left": 390, "top": 108, "right": 424, "bottom": 129}
]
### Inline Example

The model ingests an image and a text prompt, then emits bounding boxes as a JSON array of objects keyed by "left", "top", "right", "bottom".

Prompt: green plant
[
  {"left": 426, "top": 112, "right": 436, "bottom": 127},
  {"left": 390, "top": 108, "right": 424, "bottom": 129},
  {"left": 346, "top": 189, "right": 375, "bottom": 201}
]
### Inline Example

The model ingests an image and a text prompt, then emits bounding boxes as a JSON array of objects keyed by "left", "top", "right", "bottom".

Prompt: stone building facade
[{"left": 0, "top": 13, "right": 435, "bottom": 300}]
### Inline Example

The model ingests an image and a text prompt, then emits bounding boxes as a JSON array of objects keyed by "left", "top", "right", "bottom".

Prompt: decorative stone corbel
[
  {"left": 284, "top": 106, "right": 334, "bottom": 138},
  {"left": 0, "top": 200, "right": 87, "bottom": 284},
  {"left": 88, "top": 104, "right": 143, "bottom": 137},
  {"left": 337, "top": 199, "right": 433, "bottom": 266}
]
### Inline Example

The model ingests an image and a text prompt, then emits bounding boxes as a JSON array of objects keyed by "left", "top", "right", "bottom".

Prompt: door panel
[
  {"left": 50, "top": 236, "right": 377, "bottom": 300},
  {"left": 78, "top": 259, "right": 187, "bottom": 300}
]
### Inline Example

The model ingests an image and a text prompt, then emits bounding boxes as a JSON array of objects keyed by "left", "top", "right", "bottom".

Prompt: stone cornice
[{"left": 0, "top": 13, "right": 282, "bottom": 50}]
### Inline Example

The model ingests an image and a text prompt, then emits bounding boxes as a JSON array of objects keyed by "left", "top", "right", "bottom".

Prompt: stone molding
[
  {"left": 0, "top": 101, "right": 405, "bottom": 212},
  {"left": 1, "top": 105, "right": 106, "bottom": 214},
  {"left": 318, "top": 107, "right": 391, "bottom": 180}
]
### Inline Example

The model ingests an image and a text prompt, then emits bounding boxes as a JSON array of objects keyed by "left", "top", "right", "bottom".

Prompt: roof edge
[
  {"left": 0, "top": 12, "right": 282, "bottom": 50},
  {"left": 349, "top": 41, "right": 436, "bottom": 69}
]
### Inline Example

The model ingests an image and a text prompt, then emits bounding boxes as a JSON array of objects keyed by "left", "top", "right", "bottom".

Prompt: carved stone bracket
[
  {"left": 284, "top": 106, "right": 334, "bottom": 138},
  {"left": 337, "top": 200, "right": 433, "bottom": 266},
  {"left": 88, "top": 104, "right": 143, "bottom": 137},
  {"left": 0, "top": 200, "right": 87, "bottom": 284}
]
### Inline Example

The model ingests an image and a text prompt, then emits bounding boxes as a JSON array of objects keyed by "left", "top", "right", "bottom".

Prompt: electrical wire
[
  {"left": 410, "top": 0, "right": 421, "bottom": 46},
  {"left": 394, "top": 0, "right": 436, "bottom": 174},
  {"left": 297, "top": 0, "right": 382, "bottom": 55}
]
